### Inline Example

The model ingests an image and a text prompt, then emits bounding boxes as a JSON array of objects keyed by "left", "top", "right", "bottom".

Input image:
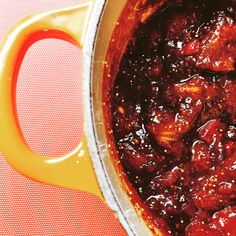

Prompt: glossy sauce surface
[{"left": 111, "top": 0, "right": 236, "bottom": 235}]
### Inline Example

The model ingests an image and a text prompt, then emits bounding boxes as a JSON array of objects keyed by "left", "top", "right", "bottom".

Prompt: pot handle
[{"left": 0, "top": 2, "right": 103, "bottom": 199}]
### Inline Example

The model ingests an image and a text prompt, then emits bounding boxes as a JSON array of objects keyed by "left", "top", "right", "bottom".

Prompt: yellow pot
[{"left": 0, "top": 1, "right": 167, "bottom": 235}]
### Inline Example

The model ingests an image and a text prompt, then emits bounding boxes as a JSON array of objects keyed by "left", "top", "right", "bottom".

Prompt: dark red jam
[{"left": 111, "top": 0, "right": 236, "bottom": 235}]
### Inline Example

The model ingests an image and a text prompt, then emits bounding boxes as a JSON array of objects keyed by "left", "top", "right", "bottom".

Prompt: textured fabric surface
[{"left": 0, "top": 1, "right": 126, "bottom": 235}]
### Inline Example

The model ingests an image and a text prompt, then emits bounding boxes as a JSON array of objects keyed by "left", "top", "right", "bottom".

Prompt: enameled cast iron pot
[{"left": 0, "top": 1, "right": 168, "bottom": 235}]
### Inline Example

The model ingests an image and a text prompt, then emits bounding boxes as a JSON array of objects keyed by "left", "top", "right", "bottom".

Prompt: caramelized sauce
[{"left": 111, "top": 0, "right": 236, "bottom": 235}]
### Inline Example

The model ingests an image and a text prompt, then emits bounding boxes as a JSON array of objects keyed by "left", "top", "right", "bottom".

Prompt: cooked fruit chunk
[
  {"left": 198, "top": 119, "right": 226, "bottom": 145},
  {"left": 147, "top": 77, "right": 205, "bottom": 147},
  {"left": 195, "top": 13, "right": 236, "bottom": 72},
  {"left": 227, "top": 126, "right": 236, "bottom": 141},
  {"left": 118, "top": 128, "right": 165, "bottom": 174},
  {"left": 223, "top": 80, "right": 236, "bottom": 123},
  {"left": 191, "top": 140, "right": 211, "bottom": 172},
  {"left": 185, "top": 220, "right": 221, "bottom": 236},
  {"left": 210, "top": 207, "right": 236, "bottom": 235}
]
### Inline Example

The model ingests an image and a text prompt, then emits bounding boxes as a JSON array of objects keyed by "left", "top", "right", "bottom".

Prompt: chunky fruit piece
[
  {"left": 195, "top": 13, "right": 236, "bottom": 72},
  {"left": 186, "top": 206, "right": 236, "bottom": 235},
  {"left": 225, "top": 141, "right": 236, "bottom": 159},
  {"left": 227, "top": 126, "right": 236, "bottom": 141},
  {"left": 210, "top": 207, "right": 236, "bottom": 235},
  {"left": 180, "top": 39, "right": 200, "bottom": 56},
  {"left": 153, "top": 166, "right": 183, "bottom": 188},
  {"left": 147, "top": 76, "right": 205, "bottom": 148},
  {"left": 113, "top": 103, "right": 141, "bottom": 136},
  {"left": 167, "top": 11, "right": 236, "bottom": 73},
  {"left": 196, "top": 119, "right": 226, "bottom": 164},
  {"left": 164, "top": 13, "right": 192, "bottom": 40},
  {"left": 163, "top": 2, "right": 202, "bottom": 42},
  {"left": 223, "top": 80, "right": 236, "bottom": 123},
  {"left": 191, "top": 146, "right": 236, "bottom": 211},
  {"left": 185, "top": 220, "right": 221, "bottom": 236},
  {"left": 147, "top": 57, "right": 163, "bottom": 78},
  {"left": 118, "top": 130, "right": 165, "bottom": 174},
  {"left": 191, "top": 140, "right": 211, "bottom": 172},
  {"left": 174, "top": 77, "right": 206, "bottom": 99},
  {"left": 198, "top": 119, "right": 225, "bottom": 145}
]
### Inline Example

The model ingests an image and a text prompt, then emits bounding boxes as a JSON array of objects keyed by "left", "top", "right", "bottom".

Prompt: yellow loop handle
[{"left": 0, "top": 3, "right": 103, "bottom": 199}]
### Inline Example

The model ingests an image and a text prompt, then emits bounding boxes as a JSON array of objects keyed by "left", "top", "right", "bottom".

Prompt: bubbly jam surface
[{"left": 111, "top": 0, "right": 236, "bottom": 235}]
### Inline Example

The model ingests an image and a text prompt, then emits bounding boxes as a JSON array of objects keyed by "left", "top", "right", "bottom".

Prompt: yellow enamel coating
[{"left": 0, "top": 2, "right": 103, "bottom": 199}]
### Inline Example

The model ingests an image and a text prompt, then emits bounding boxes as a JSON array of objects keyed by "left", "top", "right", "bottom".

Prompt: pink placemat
[{"left": 0, "top": 1, "right": 126, "bottom": 235}]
